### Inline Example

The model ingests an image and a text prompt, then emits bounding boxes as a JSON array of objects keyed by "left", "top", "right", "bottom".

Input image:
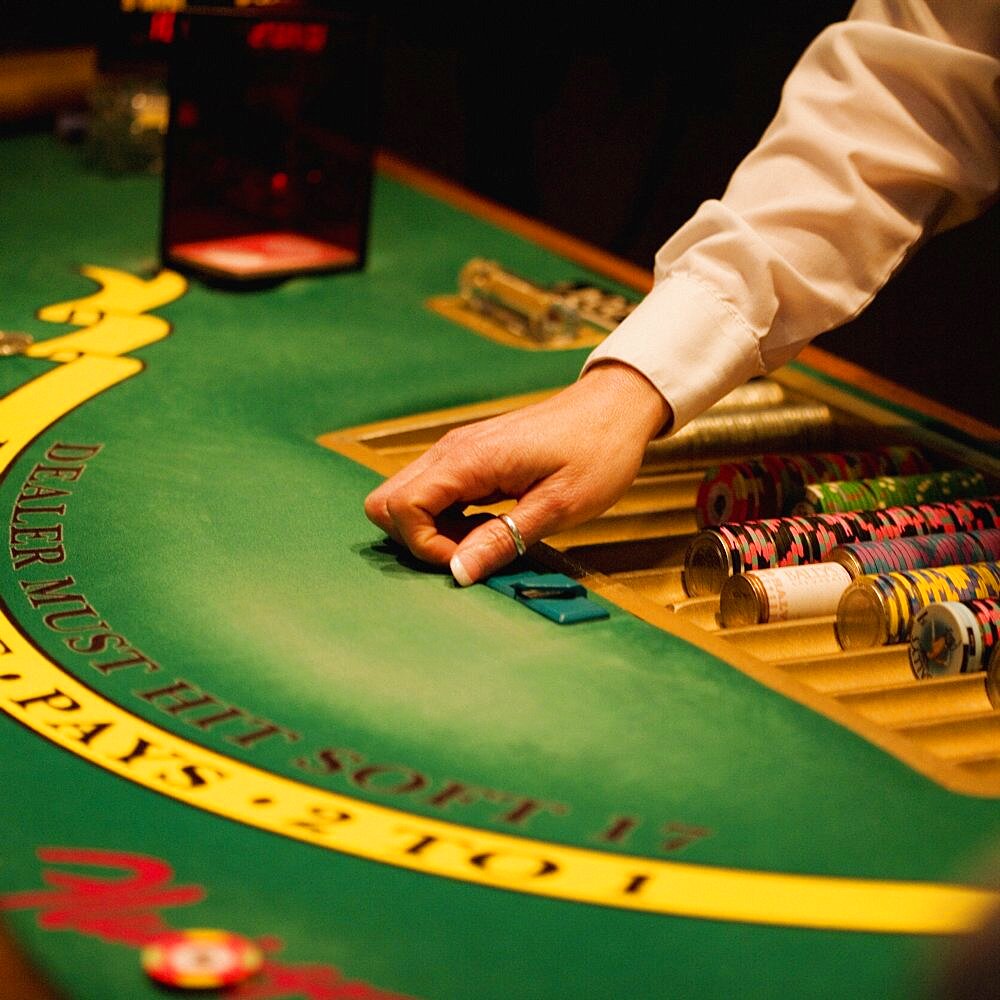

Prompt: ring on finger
[{"left": 498, "top": 513, "right": 527, "bottom": 557}]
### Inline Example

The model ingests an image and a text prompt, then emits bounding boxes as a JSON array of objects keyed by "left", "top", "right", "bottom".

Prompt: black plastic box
[{"left": 161, "top": 7, "right": 376, "bottom": 285}]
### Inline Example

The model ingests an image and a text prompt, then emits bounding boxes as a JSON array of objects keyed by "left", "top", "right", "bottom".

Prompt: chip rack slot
[
  {"left": 559, "top": 536, "right": 695, "bottom": 574},
  {"left": 549, "top": 509, "right": 699, "bottom": 548},
  {"left": 836, "top": 674, "right": 993, "bottom": 726},
  {"left": 956, "top": 756, "right": 1000, "bottom": 780},
  {"left": 599, "top": 472, "right": 704, "bottom": 515},
  {"left": 716, "top": 617, "right": 842, "bottom": 660},
  {"left": 602, "top": 567, "right": 688, "bottom": 606},
  {"left": 669, "top": 597, "right": 722, "bottom": 631},
  {"left": 895, "top": 712, "right": 1000, "bottom": 761},
  {"left": 778, "top": 646, "right": 914, "bottom": 693}
]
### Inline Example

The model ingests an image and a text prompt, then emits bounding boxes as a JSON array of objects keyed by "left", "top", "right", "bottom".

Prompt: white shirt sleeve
[{"left": 582, "top": 0, "right": 1000, "bottom": 433}]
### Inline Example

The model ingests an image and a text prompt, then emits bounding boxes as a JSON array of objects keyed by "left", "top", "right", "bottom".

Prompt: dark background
[{"left": 4, "top": 2, "right": 997, "bottom": 426}]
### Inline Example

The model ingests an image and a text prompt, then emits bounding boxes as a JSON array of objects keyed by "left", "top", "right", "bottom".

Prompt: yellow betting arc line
[
  {"left": 0, "top": 354, "right": 142, "bottom": 463},
  {"left": 0, "top": 619, "right": 996, "bottom": 935},
  {"left": 2, "top": 266, "right": 998, "bottom": 935}
]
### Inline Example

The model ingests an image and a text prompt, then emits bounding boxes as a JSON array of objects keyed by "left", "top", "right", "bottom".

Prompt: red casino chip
[
  {"left": 697, "top": 463, "right": 750, "bottom": 527},
  {"left": 141, "top": 928, "right": 264, "bottom": 989}
]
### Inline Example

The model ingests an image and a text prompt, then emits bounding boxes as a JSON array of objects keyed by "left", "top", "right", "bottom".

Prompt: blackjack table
[{"left": 2, "top": 131, "right": 1000, "bottom": 1000}]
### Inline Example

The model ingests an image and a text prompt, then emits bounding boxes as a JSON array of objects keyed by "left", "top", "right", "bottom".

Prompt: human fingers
[
  {"left": 383, "top": 437, "right": 536, "bottom": 566},
  {"left": 364, "top": 449, "right": 442, "bottom": 542},
  {"left": 364, "top": 425, "right": 492, "bottom": 542},
  {"left": 365, "top": 362, "right": 671, "bottom": 575},
  {"left": 448, "top": 480, "right": 576, "bottom": 586}
]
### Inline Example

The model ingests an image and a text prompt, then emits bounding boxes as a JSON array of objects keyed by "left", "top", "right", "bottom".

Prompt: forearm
[{"left": 585, "top": 0, "right": 1000, "bottom": 431}]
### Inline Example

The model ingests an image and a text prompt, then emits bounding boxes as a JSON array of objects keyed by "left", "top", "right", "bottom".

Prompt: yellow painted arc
[
  {"left": 0, "top": 617, "right": 995, "bottom": 935},
  {"left": 0, "top": 355, "right": 142, "bottom": 468}
]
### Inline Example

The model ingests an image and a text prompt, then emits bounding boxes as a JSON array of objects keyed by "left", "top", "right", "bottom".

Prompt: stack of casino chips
[
  {"left": 718, "top": 528, "right": 1000, "bottom": 627},
  {"left": 793, "top": 469, "right": 987, "bottom": 516},
  {"left": 646, "top": 403, "right": 836, "bottom": 469},
  {"left": 987, "top": 643, "right": 1000, "bottom": 708},
  {"left": 835, "top": 562, "right": 1000, "bottom": 649},
  {"left": 908, "top": 598, "right": 1000, "bottom": 679},
  {"left": 719, "top": 562, "right": 854, "bottom": 627},
  {"left": 828, "top": 528, "right": 1000, "bottom": 578},
  {"left": 684, "top": 495, "right": 1000, "bottom": 596},
  {"left": 704, "top": 378, "right": 788, "bottom": 412},
  {"left": 695, "top": 445, "right": 930, "bottom": 527}
]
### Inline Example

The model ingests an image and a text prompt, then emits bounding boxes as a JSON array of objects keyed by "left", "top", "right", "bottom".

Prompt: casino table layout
[{"left": 2, "top": 131, "right": 1000, "bottom": 1000}]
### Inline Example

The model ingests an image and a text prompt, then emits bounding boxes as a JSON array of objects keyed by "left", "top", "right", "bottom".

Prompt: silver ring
[{"left": 498, "top": 513, "right": 527, "bottom": 557}]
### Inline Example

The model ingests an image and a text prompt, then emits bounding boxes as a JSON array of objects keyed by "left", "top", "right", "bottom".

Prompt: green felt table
[{"left": 1, "top": 133, "right": 998, "bottom": 1000}]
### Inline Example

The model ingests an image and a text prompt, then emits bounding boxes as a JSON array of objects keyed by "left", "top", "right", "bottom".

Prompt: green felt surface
[{"left": 1, "top": 134, "right": 998, "bottom": 1000}]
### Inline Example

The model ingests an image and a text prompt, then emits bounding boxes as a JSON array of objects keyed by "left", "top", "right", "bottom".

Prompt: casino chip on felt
[{"left": 141, "top": 928, "right": 263, "bottom": 990}]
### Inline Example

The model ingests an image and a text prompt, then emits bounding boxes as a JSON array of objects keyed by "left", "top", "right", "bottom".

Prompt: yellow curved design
[
  {"left": 0, "top": 619, "right": 996, "bottom": 934},
  {"left": 0, "top": 266, "right": 186, "bottom": 469}
]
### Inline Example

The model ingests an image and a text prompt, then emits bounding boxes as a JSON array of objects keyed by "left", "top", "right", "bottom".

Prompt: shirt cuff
[{"left": 581, "top": 272, "right": 765, "bottom": 434}]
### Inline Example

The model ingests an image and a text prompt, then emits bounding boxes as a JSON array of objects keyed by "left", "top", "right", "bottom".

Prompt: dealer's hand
[{"left": 364, "top": 361, "right": 670, "bottom": 586}]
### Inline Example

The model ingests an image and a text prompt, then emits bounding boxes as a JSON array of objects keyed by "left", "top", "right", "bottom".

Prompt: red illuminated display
[
  {"left": 247, "top": 21, "right": 329, "bottom": 53},
  {"left": 147, "top": 12, "right": 175, "bottom": 44}
]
